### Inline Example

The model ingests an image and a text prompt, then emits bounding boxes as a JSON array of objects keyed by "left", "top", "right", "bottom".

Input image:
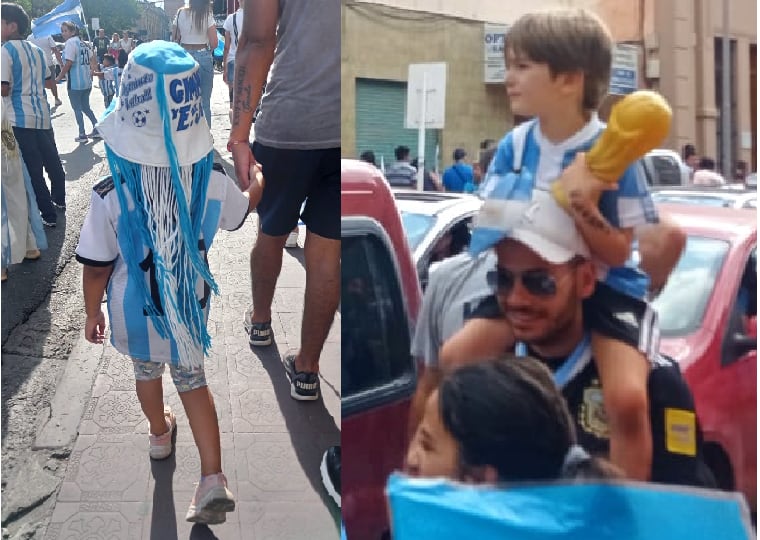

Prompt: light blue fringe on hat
[{"left": 103, "top": 42, "right": 219, "bottom": 369}]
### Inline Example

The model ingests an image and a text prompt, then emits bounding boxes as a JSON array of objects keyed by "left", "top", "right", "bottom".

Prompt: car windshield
[
  {"left": 400, "top": 211, "right": 435, "bottom": 250},
  {"left": 652, "top": 236, "right": 729, "bottom": 336},
  {"left": 651, "top": 193, "right": 735, "bottom": 208}
]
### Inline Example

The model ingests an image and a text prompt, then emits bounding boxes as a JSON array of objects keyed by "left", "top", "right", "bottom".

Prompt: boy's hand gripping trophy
[{"left": 551, "top": 90, "right": 672, "bottom": 209}]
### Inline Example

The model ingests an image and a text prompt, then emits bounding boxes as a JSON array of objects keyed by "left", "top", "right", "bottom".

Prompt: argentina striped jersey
[
  {"left": 75, "top": 169, "right": 250, "bottom": 364},
  {"left": 1, "top": 40, "right": 52, "bottom": 129},
  {"left": 474, "top": 115, "right": 658, "bottom": 299},
  {"left": 63, "top": 36, "right": 93, "bottom": 90}
]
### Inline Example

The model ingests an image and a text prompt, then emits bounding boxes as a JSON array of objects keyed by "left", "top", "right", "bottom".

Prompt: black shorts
[
  {"left": 648, "top": 355, "right": 713, "bottom": 488},
  {"left": 583, "top": 282, "right": 660, "bottom": 361},
  {"left": 251, "top": 142, "right": 339, "bottom": 239}
]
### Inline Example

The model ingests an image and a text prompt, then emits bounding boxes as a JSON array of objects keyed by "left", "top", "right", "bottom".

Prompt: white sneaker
[{"left": 285, "top": 230, "right": 299, "bottom": 248}]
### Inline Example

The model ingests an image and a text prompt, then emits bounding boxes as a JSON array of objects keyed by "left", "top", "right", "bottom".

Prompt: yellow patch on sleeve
[{"left": 665, "top": 408, "right": 697, "bottom": 456}]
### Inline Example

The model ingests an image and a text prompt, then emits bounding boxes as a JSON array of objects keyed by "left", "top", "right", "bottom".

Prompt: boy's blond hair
[{"left": 505, "top": 8, "right": 612, "bottom": 111}]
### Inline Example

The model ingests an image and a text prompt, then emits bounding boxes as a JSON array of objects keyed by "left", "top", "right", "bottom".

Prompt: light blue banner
[
  {"left": 31, "top": 0, "right": 84, "bottom": 39},
  {"left": 386, "top": 473, "right": 753, "bottom": 540}
]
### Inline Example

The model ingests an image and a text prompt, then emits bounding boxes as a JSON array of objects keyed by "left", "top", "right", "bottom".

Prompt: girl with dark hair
[
  {"left": 172, "top": 0, "right": 217, "bottom": 127},
  {"left": 405, "top": 356, "right": 620, "bottom": 483}
]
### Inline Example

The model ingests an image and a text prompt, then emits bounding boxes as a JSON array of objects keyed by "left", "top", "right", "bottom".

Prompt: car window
[
  {"left": 743, "top": 198, "right": 757, "bottom": 209},
  {"left": 721, "top": 247, "right": 757, "bottom": 365},
  {"left": 400, "top": 212, "right": 435, "bottom": 251},
  {"left": 652, "top": 236, "right": 729, "bottom": 336},
  {"left": 649, "top": 155, "right": 682, "bottom": 186},
  {"left": 342, "top": 233, "right": 414, "bottom": 401}
]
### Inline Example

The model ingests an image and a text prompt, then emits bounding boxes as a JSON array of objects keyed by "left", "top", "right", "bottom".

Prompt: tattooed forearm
[
  {"left": 232, "top": 64, "right": 255, "bottom": 130},
  {"left": 568, "top": 190, "right": 612, "bottom": 233}
]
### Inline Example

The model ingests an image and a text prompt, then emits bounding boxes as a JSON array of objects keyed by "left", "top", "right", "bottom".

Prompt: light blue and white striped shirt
[
  {"left": 473, "top": 116, "right": 658, "bottom": 299},
  {"left": 62, "top": 36, "right": 93, "bottom": 91},
  {"left": 75, "top": 169, "right": 250, "bottom": 364},
  {"left": 1, "top": 40, "right": 52, "bottom": 129}
]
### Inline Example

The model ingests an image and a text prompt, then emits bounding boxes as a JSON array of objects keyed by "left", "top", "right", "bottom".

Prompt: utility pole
[{"left": 721, "top": 0, "right": 732, "bottom": 180}]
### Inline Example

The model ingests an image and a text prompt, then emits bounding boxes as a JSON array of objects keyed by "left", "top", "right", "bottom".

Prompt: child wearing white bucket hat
[{"left": 75, "top": 40, "right": 264, "bottom": 525}]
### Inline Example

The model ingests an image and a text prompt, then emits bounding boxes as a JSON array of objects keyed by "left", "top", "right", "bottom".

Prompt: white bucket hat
[
  {"left": 97, "top": 40, "right": 213, "bottom": 167},
  {"left": 98, "top": 41, "right": 218, "bottom": 369}
]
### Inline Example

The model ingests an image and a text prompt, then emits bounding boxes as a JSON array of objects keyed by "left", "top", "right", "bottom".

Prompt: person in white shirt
[
  {"left": 26, "top": 33, "right": 63, "bottom": 106},
  {"left": 172, "top": 0, "right": 217, "bottom": 127},
  {"left": 118, "top": 31, "right": 133, "bottom": 55},
  {"left": 222, "top": 4, "right": 242, "bottom": 115}
]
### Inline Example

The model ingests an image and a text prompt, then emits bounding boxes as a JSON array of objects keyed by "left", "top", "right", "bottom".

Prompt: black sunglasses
[{"left": 486, "top": 267, "right": 562, "bottom": 297}]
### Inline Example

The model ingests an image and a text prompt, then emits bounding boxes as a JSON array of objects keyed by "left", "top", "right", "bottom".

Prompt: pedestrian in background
[
  {"left": 385, "top": 145, "right": 417, "bottom": 187},
  {"left": 1, "top": 100, "right": 47, "bottom": 282},
  {"left": 56, "top": 21, "right": 101, "bottom": 143},
  {"left": 93, "top": 53, "right": 117, "bottom": 107},
  {"left": 222, "top": 1, "right": 242, "bottom": 121},
  {"left": 26, "top": 32, "right": 63, "bottom": 106},
  {"left": 93, "top": 28, "right": 109, "bottom": 64},
  {"left": 359, "top": 150, "right": 377, "bottom": 167},
  {"left": 411, "top": 157, "right": 443, "bottom": 191},
  {"left": 1, "top": 2, "right": 66, "bottom": 227},
  {"left": 108, "top": 32, "right": 120, "bottom": 59},
  {"left": 76, "top": 41, "right": 265, "bottom": 525},
  {"left": 172, "top": 0, "right": 217, "bottom": 127},
  {"left": 442, "top": 148, "right": 474, "bottom": 193},
  {"left": 119, "top": 30, "right": 133, "bottom": 55}
]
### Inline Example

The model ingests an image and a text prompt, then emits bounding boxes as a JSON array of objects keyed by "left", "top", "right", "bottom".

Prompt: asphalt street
[{"left": 1, "top": 71, "right": 341, "bottom": 539}]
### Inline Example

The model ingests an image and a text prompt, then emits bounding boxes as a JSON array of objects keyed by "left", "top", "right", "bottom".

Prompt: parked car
[
  {"left": 654, "top": 203, "right": 756, "bottom": 512},
  {"left": 651, "top": 186, "right": 757, "bottom": 209},
  {"left": 641, "top": 149, "right": 690, "bottom": 186},
  {"left": 342, "top": 160, "right": 422, "bottom": 540},
  {"left": 393, "top": 190, "right": 482, "bottom": 289}
]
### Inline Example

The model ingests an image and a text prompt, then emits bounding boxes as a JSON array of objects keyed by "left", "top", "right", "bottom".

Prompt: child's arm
[
  {"left": 83, "top": 264, "right": 113, "bottom": 344},
  {"left": 557, "top": 152, "right": 633, "bottom": 268},
  {"left": 592, "top": 334, "right": 653, "bottom": 481},
  {"left": 242, "top": 162, "right": 265, "bottom": 212}
]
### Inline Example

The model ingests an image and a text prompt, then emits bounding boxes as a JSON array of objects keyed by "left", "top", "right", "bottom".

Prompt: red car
[
  {"left": 341, "top": 159, "right": 422, "bottom": 539},
  {"left": 655, "top": 204, "right": 756, "bottom": 512}
]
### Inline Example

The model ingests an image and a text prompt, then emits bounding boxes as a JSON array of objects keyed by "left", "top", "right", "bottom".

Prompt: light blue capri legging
[{"left": 186, "top": 48, "right": 214, "bottom": 128}]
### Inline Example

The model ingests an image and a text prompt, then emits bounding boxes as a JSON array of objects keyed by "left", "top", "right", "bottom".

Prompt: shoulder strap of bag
[{"left": 233, "top": 12, "right": 239, "bottom": 45}]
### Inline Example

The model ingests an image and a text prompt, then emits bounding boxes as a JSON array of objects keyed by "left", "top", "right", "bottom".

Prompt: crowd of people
[{"left": 353, "top": 7, "right": 740, "bottom": 538}]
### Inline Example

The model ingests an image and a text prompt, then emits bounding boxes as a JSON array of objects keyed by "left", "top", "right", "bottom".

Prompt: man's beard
[{"left": 504, "top": 283, "right": 581, "bottom": 349}]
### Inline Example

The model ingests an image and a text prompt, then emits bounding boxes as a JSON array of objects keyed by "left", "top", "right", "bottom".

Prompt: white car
[
  {"left": 652, "top": 186, "right": 757, "bottom": 209},
  {"left": 641, "top": 149, "right": 690, "bottom": 186},
  {"left": 393, "top": 190, "right": 483, "bottom": 289}
]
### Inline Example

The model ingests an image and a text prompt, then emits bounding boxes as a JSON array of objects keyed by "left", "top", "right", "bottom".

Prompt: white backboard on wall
[
  {"left": 406, "top": 62, "right": 447, "bottom": 129},
  {"left": 484, "top": 23, "right": 508, "bottom": 84}
]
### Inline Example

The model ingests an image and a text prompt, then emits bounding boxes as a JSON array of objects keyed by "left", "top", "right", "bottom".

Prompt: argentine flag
[
  {"left": 30, "top": 0, "right": 84, "bottom": 39},
  {"left": 386, "top": 473, "right": 753, "bottom": 540}
]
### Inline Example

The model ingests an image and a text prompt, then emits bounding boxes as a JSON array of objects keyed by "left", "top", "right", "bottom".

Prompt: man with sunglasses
[{"left": 439, "top": 191, "right": 707, "bottom": 487}]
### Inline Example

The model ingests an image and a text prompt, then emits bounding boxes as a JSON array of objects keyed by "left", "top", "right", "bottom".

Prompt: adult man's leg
[
  {"left": 39, "top": 128, "right": 66, "bottom": 208},
  {"left": 284, "top": 148, "right": 340, "bottom": 400},
  {"left": 297, "top": 229, "right": 340, "bottom": 373},
  {"left": 12, "top": 127, "right": 57, "bottom": 225},
  {"left": 246, "top": 142, "right": 313, "bottom": 346},
  {"left": 249, "top": 231, "right": 287, "bottom": 328}
]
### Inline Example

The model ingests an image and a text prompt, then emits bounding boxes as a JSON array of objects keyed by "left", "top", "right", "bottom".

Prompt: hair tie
[{"left": 560, "top": 444, "right": 591, "bottom": 476}]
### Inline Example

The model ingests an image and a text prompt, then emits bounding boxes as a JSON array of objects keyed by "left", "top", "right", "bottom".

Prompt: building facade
[
  {"left": 136, "top": 3, "right": 170, "bottom": 41},
  {"left": 342, "top": 0, "right": 757, "bottom": 173}
]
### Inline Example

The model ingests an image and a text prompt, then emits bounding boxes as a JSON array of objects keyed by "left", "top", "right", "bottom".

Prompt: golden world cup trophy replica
[{"left": 552, "top": 90, "right": 672, "bottom": 209}]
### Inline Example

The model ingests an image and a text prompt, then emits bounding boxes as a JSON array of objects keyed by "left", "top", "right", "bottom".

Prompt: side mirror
[{"left": 730, "top": 332, "right": 757, "bottom": 358}]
